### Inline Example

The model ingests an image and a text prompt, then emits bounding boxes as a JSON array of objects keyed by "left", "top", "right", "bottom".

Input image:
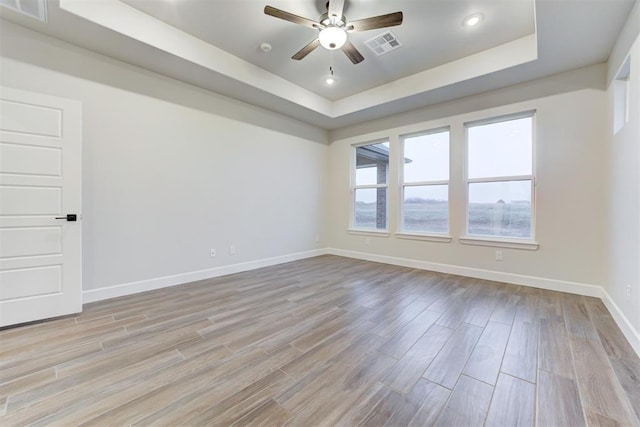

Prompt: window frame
[
  {"left": 461, "top": 111, "right": 538, "bottom": 249},
  {"left": 349, "top": 139, "right": 391, "bottom": 234},
  {"left": 613, "top": 55, "right": 631, "bottom": 134},
  {"left": 397, "top": 127, "right": 452, "bottom": 242}
]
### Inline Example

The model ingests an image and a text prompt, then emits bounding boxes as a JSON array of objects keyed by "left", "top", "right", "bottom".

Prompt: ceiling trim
[
  {"left": 58, "top": 0, "right": 333, "bottom": 116},
  {"left": 59, "top": 0, "right": 539, "bottom": 120},
  {"left": 333, "top": 34, "right": 538, "bottom": 116}
]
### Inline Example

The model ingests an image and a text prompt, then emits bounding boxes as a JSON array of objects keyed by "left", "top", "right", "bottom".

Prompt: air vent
[
  {"left": 364, "top": 31, "right": 403, "bottom": 56},
  {"left": 0, "top": 0, "right": 47, "bottom": 22}
]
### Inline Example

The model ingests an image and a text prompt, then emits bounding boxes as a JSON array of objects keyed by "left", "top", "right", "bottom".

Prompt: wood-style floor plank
[
  {"left": 571, "top": 336, "right": 638, "bottom": 425},
  {"left": 586, "top": 299, "right": 640, "bottom": 422},
  {"left": 501, "top": 320, "right": 538, "bottom": 383},
  {"left": 383, "top": 324, "right": 453, "bottom": 394},
  {"left": 537, "top": 369, "right": 586, "bottom": 427},
  {"left": 0, "top": 255, "right": 637, "bottom": 426},
  {"left": 422, "top": 322, "right": 483, "bottom": 389},
  {"left": 538, "top": 318, "right": 574, "bottom": 378},
  {"left": 485, "top": 373, "right": 535, "bottom": 427},
  {"left": 434, "top": 375, "right": 494, "bottom": 425},
  {"left": 406, "top": 379, "right": 450, "bottom": 426},
  {"left": 378, "top": 309, "right": 442, "bottom": 359},
  {"left": 462, "top": 321, "right": 511, "bottom": 385}
]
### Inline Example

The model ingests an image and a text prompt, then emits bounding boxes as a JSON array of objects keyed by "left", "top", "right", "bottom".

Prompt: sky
[{"left": 355, "top": 117, "right": 532, "bottom": 204}]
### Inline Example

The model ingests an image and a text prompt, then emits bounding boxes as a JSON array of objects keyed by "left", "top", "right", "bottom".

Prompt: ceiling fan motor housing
[{"left": 320, "top": 12, "right": 347, "bottom": 28}]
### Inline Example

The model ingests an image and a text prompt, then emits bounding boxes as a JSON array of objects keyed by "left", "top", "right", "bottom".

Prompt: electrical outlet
[
  {"left": 229, "top": 245, "right": 236, "bottom": 255},
  {"left": 365, "top": 238, "right": 371, "bottom": 246},
  {"left": 495, "top": 250, "right": 503, "bottom": 261},
  {"left": 210, "top": 248, "right": 216, "bottom": 257},
  {"left": 315, "top": 234, "right": 320, "bottom": 243},
  {"left": 627, "top": 285, "right": 632, "bottom": 297}
]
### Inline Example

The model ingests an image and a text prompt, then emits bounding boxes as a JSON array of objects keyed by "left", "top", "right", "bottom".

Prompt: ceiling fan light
[{"left": 319, "top": 26, "right": 347, "bottom": 50}]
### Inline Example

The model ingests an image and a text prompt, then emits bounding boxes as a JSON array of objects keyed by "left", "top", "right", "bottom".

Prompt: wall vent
[
  {"left": 0, "top": 0, "right": 47, "bottom": 22},
  {"left": 364, "top": 31, "right": 403, "bottom": 56}
]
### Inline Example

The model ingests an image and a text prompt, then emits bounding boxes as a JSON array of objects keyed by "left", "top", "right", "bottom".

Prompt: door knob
[{"left": 55, "top": 214, "right": 77, "bottom": 221}]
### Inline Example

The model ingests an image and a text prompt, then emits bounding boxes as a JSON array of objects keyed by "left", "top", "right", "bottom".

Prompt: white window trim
[
  {"left": 348, "top": 229, "right": 391, "bottom": 237},
  {"left": 458, "top": 236, "right": 539, "bottom": 250},
  {"left": 395, "top": 232, "right": 452, "bottom": 243},
  {"left": 462, "top": 111, "right": 537, "bottom": 245},
  {"left": 613, "top": 55, "right": 631, "bottom": 135},
  {"left": 398, "top": 127, "right": 451, "bottom": 238},
  {"left": 350, "top": 139, "right": 390, "bottom": 232}
]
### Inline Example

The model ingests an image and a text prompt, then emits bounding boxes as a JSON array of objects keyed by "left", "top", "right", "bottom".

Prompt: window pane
[
  {"left": 468, "top": 117, "right": 532, "bottom": 179},
  {"left": 355, "top": 142, "right": 389, "bottom": 185},
  {"left": 402, "top": 185, "right": 448, "bottom": 233},
  {"left": 354, "top": 188, "right": 387, "bottom": 229},
  {"left": 468, "top": 181, "right": 532, "bottom": 238},
  {"left": 403, "top": 131, "right": 449, "bottom": 182}
]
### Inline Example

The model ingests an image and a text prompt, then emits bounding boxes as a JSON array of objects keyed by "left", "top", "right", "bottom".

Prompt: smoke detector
[{"left": 260, "top": 43, "right": 272, "bottom": 53}]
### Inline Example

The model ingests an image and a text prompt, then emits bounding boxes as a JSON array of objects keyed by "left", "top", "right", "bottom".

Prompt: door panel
[
  {"left": 0, "top": 266, "right": 62, "bottom": 300},
  {"left": 0, "top": 142, "right": 62, "bottom": 176},
  {"left": 0, "top": 99, "right": 63, "bottom": 137},
  {"left": 0, "top": 227, "right": 62, "bottom": 258},
  {"left": 0, "top": 186, "right": 62, "bottom": 214},
  {"left": 0, "top": 87, "right": 82, "bottom": 326}
]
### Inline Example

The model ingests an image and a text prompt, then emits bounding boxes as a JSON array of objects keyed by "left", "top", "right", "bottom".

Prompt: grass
[{"left": 355, "top": 200, "right": 531, "bottom": 237}]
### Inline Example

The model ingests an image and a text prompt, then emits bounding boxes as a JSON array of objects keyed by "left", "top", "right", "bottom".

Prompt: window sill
[
  {"left": 459, "top": 236, "right": 539, "bottom": 250},
  {"left": 347, "top": 229, "right": 390, "bottom": 237},
  {"left": 395, "top": 232, "right": 452, "bottom": 243}
]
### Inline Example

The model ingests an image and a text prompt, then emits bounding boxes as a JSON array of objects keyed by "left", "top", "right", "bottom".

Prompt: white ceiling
[
  {"left": 120, "top": 0, "right": 536, "bottom": 100},
  {"left": 0, "top": 0, "right": 636, "bottom": 130}
]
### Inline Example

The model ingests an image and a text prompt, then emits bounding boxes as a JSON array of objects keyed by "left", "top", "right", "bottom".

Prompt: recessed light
[
  {"left": 464, "top": 14, "right": 483, "bottom": 27},
  {"left": 325, "top": 66, "right": 336, "bottom": 85}
]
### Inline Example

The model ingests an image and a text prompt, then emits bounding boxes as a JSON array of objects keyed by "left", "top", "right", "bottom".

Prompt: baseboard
[
  {"left": 82, "top": 248, "right": 329, "bottom": 304},
  {"left": 601, "top": 289, "right": 640, "bottom": 357},
  {"left": 328, "top": 248, "right": 602, "bottom": 297},
  {"left": 327, "top": 247, "right": 640, "bottom": 358},
  {"left": 82, "top": 246, "right": 640, "bottom": 359}
]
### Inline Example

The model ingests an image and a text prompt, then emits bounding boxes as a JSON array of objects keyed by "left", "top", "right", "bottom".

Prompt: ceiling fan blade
[
  {"left": 341, "top": 40, "right": 364, "bottom": 64},
  {"left": 328, "top": 0, "right": 345, "bottom": 20},
  {"left": 264, "top": 5, "right": 320, "bottom": 29},
  {"left": 292, "top": 38, "right": 321, "bottom": 60},
  {"left": 348, "top": 11, "right": 403, "bottom": 32}
]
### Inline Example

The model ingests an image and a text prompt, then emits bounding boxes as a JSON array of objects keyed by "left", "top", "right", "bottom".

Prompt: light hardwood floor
[{"left": 1, "top": 255, "right": 639, "bottom": 426}]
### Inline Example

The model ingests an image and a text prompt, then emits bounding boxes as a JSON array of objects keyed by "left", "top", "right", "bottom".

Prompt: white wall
[
  {"left": 606, "top": 3, "right": 640, "bottom": 335},
  {"left": 0, "top": 21, "right": 329, "bottom": 297},
  {"left": 328, "top": 65, "right": 607, "bottom": 293},
  {"left": 1, "top": 12, "right": 637, "bottom": 350}
]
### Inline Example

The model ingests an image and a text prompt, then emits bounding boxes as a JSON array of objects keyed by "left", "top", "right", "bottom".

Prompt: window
[
  {"left": 465, "top": 113, "right": 534, "bottom": 239},
  {"left": 614, "top": 55, "right": 631, "bottom": 134},
  {"left": 352, "top": 141, "right": 389, "bottom": 230},
  {"left": 400, "top": 129, "right": 450, "bottom": 234}
]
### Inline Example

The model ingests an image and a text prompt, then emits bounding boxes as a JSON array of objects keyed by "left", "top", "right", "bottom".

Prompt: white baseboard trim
[
  {"left": 82, "top": 249, "right": 328, "bottom": 304},
  {"left": 327, "top": 247, "right": 640, "bottom": 358},
  {"left": 82, "top": 246, "right": 640, "bottom": 359},
  {"left": 601, "top": 289, "right": 640, "bottom": 357},
  {"left": 328, "top": 248, "right": 602, "bottom": 297}
]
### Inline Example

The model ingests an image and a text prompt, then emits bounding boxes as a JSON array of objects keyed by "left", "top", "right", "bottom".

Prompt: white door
[{"left": 0, "top": 87, "right": 82, "bottom": 327}]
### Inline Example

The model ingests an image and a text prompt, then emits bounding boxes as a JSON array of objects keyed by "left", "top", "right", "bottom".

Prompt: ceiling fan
[{"left": 264, "top": 0, "right": 403, "bottom": 64}]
